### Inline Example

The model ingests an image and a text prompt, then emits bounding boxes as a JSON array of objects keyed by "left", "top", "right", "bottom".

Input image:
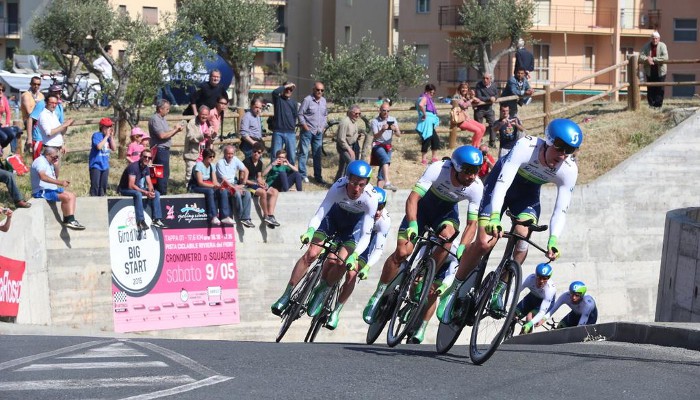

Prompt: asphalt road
[{"left": 0, "top": 335, "right": 698, "bottom": 399}]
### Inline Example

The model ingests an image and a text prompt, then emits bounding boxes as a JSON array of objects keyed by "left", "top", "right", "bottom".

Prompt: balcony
[
  {"left": 250, "top": 69, "right": 285, "bottom": 93},
  {"left": 437, "top": 61, "right": 507, "bottom": 84},
  {"left": 252, "top": 31, "right": 286, "bottom": 50},
  {"left": 532, "top": 5, "right": 659, "bottom": 35},
  {"left": 0, "top": 18, "right": 21, "bottom": 38},
  {"left": 438, "top": 6, "right": 464, "bottom": 30}
]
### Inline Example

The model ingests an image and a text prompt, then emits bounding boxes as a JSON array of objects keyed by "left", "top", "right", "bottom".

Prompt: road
[{"left": 0, "top": 335, "right": 698, "bottom": 399}]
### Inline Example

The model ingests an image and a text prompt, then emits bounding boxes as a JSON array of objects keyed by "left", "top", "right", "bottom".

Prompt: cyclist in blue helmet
[
  {"left": 439, "top": 118, "right": 583, "bottom": 324},
  {"left": 271, "top": 160, "right": 379, "bottom": 316},
  {"left": 513, "top": 263, "right": 557, "bottom": 334},
  {"left": 363, "top": 145, "right": 485, "bottom": 330},
  {"left": 545, "top": 280, "right": 598, "bottom": 328}
]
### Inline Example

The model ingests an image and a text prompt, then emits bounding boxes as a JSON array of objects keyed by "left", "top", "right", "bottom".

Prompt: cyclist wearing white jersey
[
  {"left": 546, "top": 281, "right": 598, "bottom": 328},
  {"left": 516, "top": 263, "right": 557, "bottom": 334},
  {"left": 271, "top": 160, "right": 379, "bottom": 316},
  {"left": 439, "top": 118, "right": 583, "bottom": 324}
]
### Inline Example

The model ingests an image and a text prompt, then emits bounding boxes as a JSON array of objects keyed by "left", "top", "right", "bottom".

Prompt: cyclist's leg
[
  {"left": 557, "top": 310, "right": 579, "bottom": 328},
  {"left": 505, "top": 183, "right": 541, "bottom": 265}
]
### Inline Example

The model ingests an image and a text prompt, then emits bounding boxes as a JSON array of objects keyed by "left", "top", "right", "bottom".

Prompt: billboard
[{"left": 0, "top": 256, "right": 25, "bottom": 317}]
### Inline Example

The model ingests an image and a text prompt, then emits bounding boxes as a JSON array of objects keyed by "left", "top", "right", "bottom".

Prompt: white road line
[
  {"left": 0, "top": 340, "right": 109, "bottom": 371},
  {"left": 0, "top": 375, "right": 196, "bottom": 390},
  {"left": 120, "top": 375, "right": 234, "bottom": 400},
  {"left": 130, "top": 341, "right": 218, "bottom": 377},
  {"left": 58, "top": 343, "right": 147, "bottom": 359},
  {"left": 18, "top": 361, "right": 168, "bottom": 371}
]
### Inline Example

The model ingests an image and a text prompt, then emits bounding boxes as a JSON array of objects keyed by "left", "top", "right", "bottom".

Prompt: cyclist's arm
[
  {"left": 307, "top": 183, "right": 343, "bottom": 230},
  {"left": 404, "top": 191, "right": 421, "bottom": 224},
  {"left": 577, "top": 297, "right": 596, "bottom": 326},
  {"left": 548, "top": 165, "right": 578, "bottom": 244},
  {"left": 530, "top": 288, "right": 556, "bottom": 326},
  {"left": 488, "top": 137, "right": 533, "bottom": 214},
  {"left": 408, "top": 161, "right": 441, "bottom": 222},
  {"left": 459, "top": 218, "right": 478, "bottom": 249},
  {"left": 366, "top": 214, "right": 391, "bottom": 267},
  {"left": 459, "top": 183, "right": 482, "bottom": 248},
  {"left": 354, "top": 200, "right": 379, "bottom": 256},
  {"left": 544, "top": 294, "right": 566, "bottom": 321}
]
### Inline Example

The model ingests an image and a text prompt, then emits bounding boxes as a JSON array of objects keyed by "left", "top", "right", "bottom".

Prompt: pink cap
[{"left": 131, "top": 127, "right": 146, "bottom": 137}]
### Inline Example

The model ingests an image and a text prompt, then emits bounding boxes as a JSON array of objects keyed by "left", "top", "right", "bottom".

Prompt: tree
[
  {"left": 177, "top": 0, "right": 277, "bottom": 108},
  {"left": 373, "top": 44, "right": 427, "bottom": 102},
  {"left": 450, "top": 0, "right": 535, "bottom": 76}
]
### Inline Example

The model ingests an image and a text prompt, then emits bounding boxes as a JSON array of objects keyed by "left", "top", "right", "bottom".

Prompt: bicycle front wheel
[
  {"left": 366, "top": 270, "right": 404, "bottom": 344},
  {"left": 469, "top": 259, "right": 521, "bottom": 365},
  {"left": 305, "top": 281, "right": 340, "bottom": 343},
  {"left": 276, "top": 262, "right": 323, "bottom": 343},
  {"left": 386, "top": 257, "right": 435, "bottom": 347}
]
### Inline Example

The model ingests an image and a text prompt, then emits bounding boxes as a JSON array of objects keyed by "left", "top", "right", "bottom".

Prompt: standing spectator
[
  {"left": 187, "top": 69, "right": 228, "bottom": 116},
  {"left": 188, "top": 148, "right": 230, "bottom": 226},
  {"left": 477, "top": 144, "right": 496, "bottom": 181},
  {"left": 208, "top": 96, "right": 228, "bottom": 139},
  {"left": 492, "top": 104, "right": 525, "bottom": 159},
  {"left": 452, "top": 82, "right": 487, "bottom": 147},
  {"left": 88, "top": 117, "right": 116, "bottom": 196},
  {"left": 21, "top": 76, "right": 44, "bottom": 154},
  {"left": 243, "top": 142, "right": 280, "bottom": 227},
  {"left": 29, "top": 85, "right": 65, "bottom": 159},
  {"left": 92, "top": 44, "right": 113, "bottom": 107},
  {"left": 0, "top": 166, "right": 31, "bottom": 208},
  {"left": 183, "top": 105, "right": 213, "bottom": 182},
  {"left": 270, "top": 82, "right": 298, "bottom": 165},
  {"left": 514, "top": 38, "right": 535, "bottom": 79},
  {"left": 473, "top": 73, "right": 498, "bottom": 147},
  {"left": 216, "top": 144, "right": 254, "bottom": 228},
  {"left": 298, "top": 81, "right": 328, "bottom": 184},
  {"left": 370, "top": 101, "right": 400, "bottom": 191},
  {"left": 0, "top": 83, "right": 21, "bottom": 155},
  {"left": 117, "top": 148, "right": 167, "bottom": 231},
  {"left": 156, "top": 59, "right": 178, "bottom": 106},
  {"left": 148, "top": 99, "right": 183, "bottom": 195},
  {"left": 501, "top": 67, "right": 534, "bottom": 117},
  {"left": 265, "top": 149, "right": 302, "bottom": 192},
  {"left": 0, "top": 207, "right": 12, "bottom": 232},
  {"left": 30, "top": 147, "right": 84, "bottom": 230},
  {"left": 239, "top": 98, "right": 264, "bottom": 159},
  {"left": 334, "top": 105, "right": 362, "bottom": 181},
  {"left": 126, "top": 127, "right": 147, "bottom": 163},
  {"left": 38, "top": 94, "right": 74, "bottom": 177},
  {"left": 639, "top": 31, "right": 668, "bottom": 109},
  {"left": 416, "top": 84, "right": 441, "bottom": 165}
]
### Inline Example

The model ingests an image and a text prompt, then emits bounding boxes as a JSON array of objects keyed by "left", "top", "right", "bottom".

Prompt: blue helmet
[
  {"left": 545, "top": 118, "right": 583, "bottom": 149},
  {"left": 569, "top": 281, "right": 587, "bottom": 296},
  {"left": 450, "top": 145, "right": 483, "bottom": 172},
  {"left": 535, "top": 263, "right": 553, "bottom": 278},
  {"left": 375, "top": 187, "right": 387, "bottom": 205},
  {"left": 346, "top": 160, "right": 372, "bottom": 179}
]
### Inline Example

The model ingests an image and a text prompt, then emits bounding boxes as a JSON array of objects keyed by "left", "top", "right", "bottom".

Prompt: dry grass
[{"left": 1, "top": 98, "right": 698, "bottom": 207}]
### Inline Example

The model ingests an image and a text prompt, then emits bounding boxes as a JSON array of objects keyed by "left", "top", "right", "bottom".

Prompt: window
[
  {"left": 534, "top": 0, "right": 551, "bottom": 26},
  {"left": 118, "top": 50, "right": 126, "bottom": 60},
  {"left": 619, "top": 46, "right": 634, "bottom": 82},
  {"left": 674, "top": 19, "right": 697, "bottom": 42},
  {"left": 142, "top": 6, "right": 158, "bottom": 25},
  {"left": 416, "top": 0, "right": 430, "bottom": 14},
  {"left": 583, "top": 46, "right": 594, "bottom": 70},
  {"left": 344, "top": 26, "right": 351, "bottom": 45},
  {"left": 415, "top": 45, "right": 429, "bottom": 68},
  {"left": 532, "top": 44, "right": 550, "bottom": 82},
  {"left": 117, "top": 5, "right": 127, "bottom": 15},
  {"left": 584, "top": 0, "right": 594, "bottom": 14},
  {"left": 672, "top": 74, "right": 696, "bottom": 97}
]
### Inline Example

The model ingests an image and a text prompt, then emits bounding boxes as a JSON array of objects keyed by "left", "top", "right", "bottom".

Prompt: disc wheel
[
  {"left": 276, "top": 262, "right": 323, "bottom": 343},
  {"left": 366, "top": 271, "right": 404, "bottom": 344},
  {"left": 386, "top": 258, "right": 435, "bottom": 347},
  {"left": 305, "top": 282, "right": 340, "bottom": 343}
]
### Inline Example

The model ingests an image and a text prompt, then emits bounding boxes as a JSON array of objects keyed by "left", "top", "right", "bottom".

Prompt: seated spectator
[
  {"left": 478, "top": 144, "right": 496, "bottom": 181},
  {"left": 126, "top": 127, "right": 147, "bottom": 163},
  {"left": 0, "top": 83, "right": 22, "bottom": 156},
  {"left": 188, "top": 148, "right": 231, "bottom": 226},
  {"left": 239, "top": 98, "right": 264, "bottom": 160},
  {"left": 88, "top": 117, "right": 116, "bottom": 196},
  {"left": 370, "top": 102, "right": 401, "bottom": 191},
  {"left": 0, "top": 160, "right": 31, "bottom": 208},
  {"left": 264, "top": 149, "right": 302, "bottom": 192},
  {"left": 117, "top": 149, "right": 166, "bottom": 231},
  {"left": 492, "top": 104, "right": 524, "bottom": 158},
  {"left": 243, "top": 142, "right": 280, "bottom": 227},
  {"left": 0, "top": 207, "right": 12, "bottom": 232},
  {"left": 216, "top": 144, "right": 255, "bottom": 228},
  {"left": 451, "top": 82, "right": 487, "bottom": 147},
  {"left": 501, "top": 67, "right": 534, "bottom": 117},
  {"left": 30, "top": 146, "right": 84, "bottom": 230},
  {"left": 183, "top": 105, "right": 213, "bottom": 182}
]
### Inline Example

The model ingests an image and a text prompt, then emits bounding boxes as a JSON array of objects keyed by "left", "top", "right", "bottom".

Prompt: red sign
[{"left": 0, "top": 256, "right": 26, "bottom": 317}]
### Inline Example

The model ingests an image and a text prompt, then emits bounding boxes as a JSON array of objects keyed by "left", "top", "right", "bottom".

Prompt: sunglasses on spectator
[
  {"left": 142, "top": 156, "right": 152, "bottom": 160},
  {"left": 218, "top": 101, "right": 228, "bottom": 105},
  {"left": 380, "top": 108, "right": 390, "bottom": 112},
  {"left": 254, "top": 150, "right": 263, "bottom": 154},
  {"left": 552, "top": 138, "right": 577, "bottom": 154},
  {"left": 314, "top": 88, "right": 324, "bottom": 92}
]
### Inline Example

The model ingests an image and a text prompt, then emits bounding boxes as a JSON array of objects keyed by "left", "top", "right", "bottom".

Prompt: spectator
[
  {"left": 478, "top": 144, "right": 495, "bottom": 181},
  {"left": 243, "top": 141, "right": 280, "bottom": 227},
  {"left": 208, "top": 96, "right": 228, "bottom": 139},
  {"left": 187, "top": 69, "right": 228, "bottom": 116},
  {"left": 473, "top": 73, "right": 498, "bottom": 147},
  {"left": 514, "top": 38, "right": 535, "bottom": 79},
  {"left": 501, "top": 67, "right": 534, "bottom": 118},
  {"left": 126, "top": 127, "right": 147, "bottom": 163},
  {"left": 88, "top": 117, "right": 116, "bottom": 196},
  {"left": 265, "top": 149, "right": 302, "bottom": 192},
  {"left": 492, "top": 104, "right": 524, "bottom": 158},
  {"left": 451, "top": 82, "right": 486, "bottom": 147},
  {"left": 370, "top": 101, "right": 400, "bottom": 191},
  {"left": 92, "top": 44, "right": 113, "bottom": 107},
  {"left": 117, "top": 148, "right": 167, "bottom": 231},
  {"left": 38, "top": 94, "right": 74, "bottom": 177},
  {"left": 639, "top": 31, "right": 668, "bottom": 109},
  {"left": 188, "top": 148, "right": 230, "bottom": 226},
  {"left": 270, "top": 82, "right": 298, "bottom": 165},
  {"left": 298, "top": 81, "right": 328, "bottom": 184},
  {"left": 30, "top": 147, "right": 84, "bottom": 230},
  {"left": 239, "top": 98, "right": 264, "bottom": 159},
  {"left": 148, "top": 99, "right": 183, "bottom": 195},
  {"left": 29, "top": 85, "right": 65, "bottom": 159},
  {"left": 156, "top": 59, "right": 178, "bottom": 107},
  {"left": 183, "top": 105, "right": 213, "bottom": 182},
  {"left": 0, "top": 83, "right": 21, "bottom": 155},
  {"left": 21, "top": 76, "right": 44, "bottom": 153},
  {"left": 0, "top": 207, "right": 12, "bottom": 232},
  {"left": 0, "top": 164, "right": 31, "bottom": 208},
  {"left": 416, "top": 83, "right": 441, "bottom": 165},
  {"left": 334, "top": 105, "right": 362, "bottom": 181},
  {"left": 216, "top": 144, "right": 255, "bottom": 228}
]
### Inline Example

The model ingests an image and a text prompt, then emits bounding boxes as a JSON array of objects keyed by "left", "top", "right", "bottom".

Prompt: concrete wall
[{"left": 656, "top": 208, "right": 700, "bottom": 322}]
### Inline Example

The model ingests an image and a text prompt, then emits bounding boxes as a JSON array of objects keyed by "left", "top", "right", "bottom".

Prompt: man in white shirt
[
  {"left": 92, "top": 45, "right": 113, "bottom": 107},
  {"left": 38, "top": 94, "right": 73, "bottom": 177}
]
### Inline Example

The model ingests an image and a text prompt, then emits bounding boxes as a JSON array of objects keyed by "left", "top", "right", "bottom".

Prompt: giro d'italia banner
[
  {"left": 0, "top": 256, "right": 25, "bottom": 317},
  {"left": 108, "top": 197, "right": 239, "bottom": 333}
]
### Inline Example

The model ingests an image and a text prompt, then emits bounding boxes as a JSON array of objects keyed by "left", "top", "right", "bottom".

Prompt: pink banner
[{"left": 0, "top": 255, "right": 26, "bottom": 317}]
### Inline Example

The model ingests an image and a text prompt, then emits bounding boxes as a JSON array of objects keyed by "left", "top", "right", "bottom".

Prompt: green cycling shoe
[
  {"left": 326, "top": 304, "right": 344, "bottom": 330},
  {"left": 362, "top": 284, "right": 387, "bottom": 324},
  {"left": 409, "top": 321, "right": 428, "bottom": 344},
  {"left": 307, "top": 282, "right": 330, "bottom": 317},
  {"left": 271, "top": 285, "right": 292, "bottom": 316},
  {"left": 489, "top": 281, "right": 507, "bottom": 313}
]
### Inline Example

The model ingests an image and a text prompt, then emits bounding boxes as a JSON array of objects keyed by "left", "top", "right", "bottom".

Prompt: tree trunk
[
  {"left": 235, "top": 68, "right": 251, "bottom": 109},
  {"left": 116, "top": 111, "right": 130, "bottom": 159}
]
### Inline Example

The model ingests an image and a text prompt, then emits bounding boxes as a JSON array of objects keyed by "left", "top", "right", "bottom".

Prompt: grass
[{"left": 1, "top": 98, "right": 698, "bottom": 209}]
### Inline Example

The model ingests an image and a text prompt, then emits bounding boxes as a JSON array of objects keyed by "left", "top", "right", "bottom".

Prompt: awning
[
  {"left": 249, "top": 88, "right": 274, "bottom": 93},
  {"left": 249, "top": 47, "right": 283, "bottom": 53}
]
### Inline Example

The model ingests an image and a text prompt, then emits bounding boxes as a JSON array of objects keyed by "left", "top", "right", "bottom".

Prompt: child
[
  {"left": 264, "top": 149, "right": 303, "bottom": 192},
  {"left": 493, "top": 104, "right": 525, "bottom": 159},
  {"left": 88, "top": 117, "right": 116, "bottom": 196},
  {"left": 126, "top": 127, "right": 146, "bottom": 163}
]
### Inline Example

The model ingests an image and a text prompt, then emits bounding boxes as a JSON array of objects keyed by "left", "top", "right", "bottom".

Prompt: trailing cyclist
[
  {"left": 363, "top": 145, "right": 484, "bottom": 324},
  {"left": 439, "top": 118, "right": 583, "bottom": 324},
  {"left": 326, "top": 187, "right": 391, "bottom": 330},
  {"left": 515, "top": 263, "right": 557, "bottom": 334},
  {"left": 271, "top": 160, "right": 379, "bottom": 317},
  {"left": 545, "top": 281, "right": 598, "bottom": 328}
]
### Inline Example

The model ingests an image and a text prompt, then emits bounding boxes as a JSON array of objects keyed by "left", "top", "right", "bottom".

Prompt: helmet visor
[
  {"left": 457, "top": 163, "right": 480, "bottom": 175},
  {"left": 552, "top": 138, "right": 577, "bottom": 155}
]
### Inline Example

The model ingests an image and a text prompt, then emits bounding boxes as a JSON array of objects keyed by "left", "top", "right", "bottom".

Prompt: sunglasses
[
  {"left": 254, "top": 150, "right": 263, "bottom": 154},
  {"left": 142, "top": 156, "right": 152, "bottom": 160},
  {"left": 552, "top": 138, "right": 577, "bottom": 154},
  {"left": 458, "top": 164, "right": 480, "bottom": 175},
  {"left": 0, "top": 89, "right": 5, "bottom": 92},
  {"left": 380, "top": 109, "right": 390, "bottom": 112},
  {"left": 218, "top": 101, "right": 228, "bottom": 105},
  {"left": 314, "top": 88, "right": 324, "bottom": 92}
]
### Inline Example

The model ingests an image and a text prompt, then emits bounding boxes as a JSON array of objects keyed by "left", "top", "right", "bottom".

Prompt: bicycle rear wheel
[
  {"left": 386, "top": 258, "right": 435, "bottom": 347},
  {"left": 435, "top": 276, "right": 475, "bottom": 354},
  {"left": 366, "top": 270, "right": 404, "bottom": 344},
  {"left": 276, "top": 261, "right": 323, "bottom": 343},
  {"left": 469, "top": 259, "right": 522, "bottom": 365},
  {"left": 321, "top": 122, "right": 338, "bottom": 157},
  {"left": 305, "top": 281, "right": 340, "bottom": 343}
]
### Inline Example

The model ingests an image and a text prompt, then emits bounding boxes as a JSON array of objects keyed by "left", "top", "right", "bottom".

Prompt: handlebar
[{"left": 417, "top": 224, "right": 461, "bottom": 259}]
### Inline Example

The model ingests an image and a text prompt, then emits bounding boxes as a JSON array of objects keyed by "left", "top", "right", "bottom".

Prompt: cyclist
[
  {"left": 325, "top": 187, "right": 390, "bottom": 330},
  {"left": 515, "top": 263, "right": 557, "bottom": 334},
  {"left": 545, "top": 281, "right": 597, "bottom": 328},
  {"left": 271, "top": 160, "right": 379, "bottom": 316},
  {"left": 363, "top": 145, "right": 484, "bottom": 324},
  {"left": 439, "top": 118, "right": 583, "bottom": 324}
]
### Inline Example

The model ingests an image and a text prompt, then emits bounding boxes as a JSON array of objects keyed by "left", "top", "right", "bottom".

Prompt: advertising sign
[
  {"left": 0, "top": 256, "right": 26, "bottom": 317},
  {"left": 108, "top": 197, "right": 239, "bottom": 333}
]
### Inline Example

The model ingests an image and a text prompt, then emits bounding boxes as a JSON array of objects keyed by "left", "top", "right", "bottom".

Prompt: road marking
[
  {"left": 58, "top": 343, "right": 147, "bottom": 359},
  {"left": 0, "top": 340, "right": 109, "bottom": 371},
  {"left": 18, "top": 361, "right": 168, "bottom": 371},
  {"left": 0, "top": 375, "right": 195, "bottom": 390},
  {"left": 130, "top": 341, "right": 218, "bottom": 377},
  {"left": 120, "top": 375, "right": 234, "bottom": 400}
]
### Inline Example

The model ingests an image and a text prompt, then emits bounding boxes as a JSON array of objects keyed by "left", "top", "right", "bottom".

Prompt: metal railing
[
  {"left": 438, "top": 6, "right": 464, "bottom": 29},
  {"left": 253, "top": 32, "right": 286, "bottom": 47},
  {"left": 0, "top": 18, "right": 21, "bottom": 37}
]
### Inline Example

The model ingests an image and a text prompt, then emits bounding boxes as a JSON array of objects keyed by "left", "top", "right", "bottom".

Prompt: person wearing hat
[
  {"left": 88, "top": 117, "right": 116, "bottom": 196},
  {"left": 29, "top": 84, "right": 66, "bottom": 159},
  {"left": 127, "top": 127, "right": 147, "bottom": 163},
  {"left": 639, "top": 31, "right": 668, "bottom": 108}
]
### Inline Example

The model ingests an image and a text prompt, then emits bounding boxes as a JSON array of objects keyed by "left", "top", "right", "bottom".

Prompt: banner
[
  {"left": 0, "top": 256, "right": 26, "bottom": 317},
  {"left": 108, "top": 197, "right": 239, "bottom": 333}
]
